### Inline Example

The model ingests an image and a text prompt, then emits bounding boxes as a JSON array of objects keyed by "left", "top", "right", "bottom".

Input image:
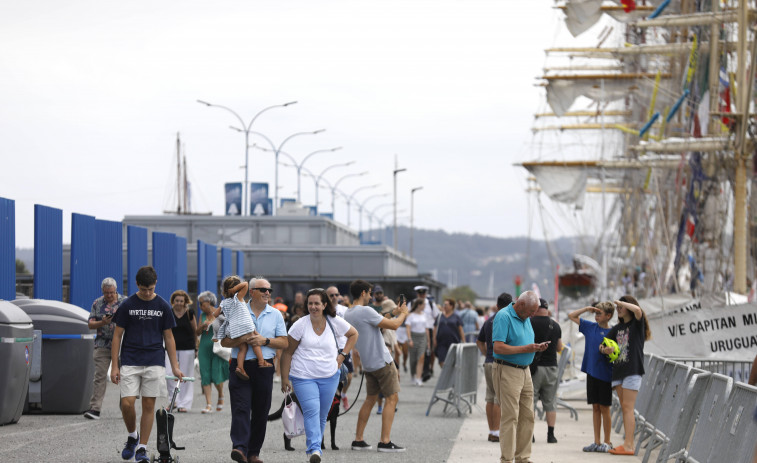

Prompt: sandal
[
  {"left": 176, "top": 408, "right": 188, "bottom": 413},
  {"left": 201, "top": 404, "right": 213, "bottom": 414},
  {"left": 608, "top": 445, "right": 635, "bottom": 455},
  {"left": 235, "top": 368, "right": 250, "bottom": 381},
  {"left": 216, "top": 398, "right": 224, "bottom": 411}
]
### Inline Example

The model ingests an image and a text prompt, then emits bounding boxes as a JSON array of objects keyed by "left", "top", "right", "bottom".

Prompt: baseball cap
[
  {"left": 373, "top": 284, "right": 384, "bottom": 294},
  {"left": 539, "top": 298, "right": 549, "bottom": 309}
]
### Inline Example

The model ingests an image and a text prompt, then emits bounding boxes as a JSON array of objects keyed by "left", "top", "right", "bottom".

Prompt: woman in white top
[
  {"left": 405, "top": 299, "right": 429, "bottom": 386},
  {"left": 280, "top": 288, "right": 358, "bottom": 463}
]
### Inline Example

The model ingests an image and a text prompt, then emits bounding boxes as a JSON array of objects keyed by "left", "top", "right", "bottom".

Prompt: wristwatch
[
  {"left": 264, "top": 338, "right": 270, "bottom": 346},
  {"left": 337, "top": 349, "right": 346, "bottom": 358}
]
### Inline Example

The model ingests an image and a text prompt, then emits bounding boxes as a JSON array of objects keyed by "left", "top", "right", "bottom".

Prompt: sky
[{"left": 1, "top": 1, "right": 577, "bottom": 248}]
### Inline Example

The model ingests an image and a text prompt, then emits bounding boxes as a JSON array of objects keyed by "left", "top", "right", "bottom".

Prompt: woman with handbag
[
  {"left": 196, "top": 290, "right": 229, "bottom": 414},
  {"left": 164, "top": 290, "right": 197, "bottom": 412},
  {"left": 280, "top": 288, "right": 358, "bottom": 463}
]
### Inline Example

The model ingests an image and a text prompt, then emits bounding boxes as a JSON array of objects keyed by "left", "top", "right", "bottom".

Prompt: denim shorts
[{"left": 612, "top": 374, "right": 643, "bottom": 391}]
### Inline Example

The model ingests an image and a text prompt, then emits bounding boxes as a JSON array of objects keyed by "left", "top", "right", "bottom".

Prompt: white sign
[{"left": 646, "top": 302, "right": 757, "bottom": 361}]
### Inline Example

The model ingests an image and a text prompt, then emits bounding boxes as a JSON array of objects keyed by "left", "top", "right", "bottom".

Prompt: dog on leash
[{"left": 267, "top": 384, "right": 343, "bottom": 451}]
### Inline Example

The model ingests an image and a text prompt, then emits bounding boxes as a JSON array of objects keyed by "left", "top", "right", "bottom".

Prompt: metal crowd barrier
[
  {"left": 535, "top": 345, "right": 577, "bottom": 421},
  {"left": 665, "top": 357, "right": 753, "bottom": 385},
  {"left": 621, "top": 355, "right": 757, "bottom": 462},
  {"left": 425, "top": 343, "right": 479, "bottom": 417}
]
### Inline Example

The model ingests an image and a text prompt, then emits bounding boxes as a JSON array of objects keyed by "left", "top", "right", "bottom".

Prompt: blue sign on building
[{"left": 250, "top": 182, "right": 270, "bottom": 216}]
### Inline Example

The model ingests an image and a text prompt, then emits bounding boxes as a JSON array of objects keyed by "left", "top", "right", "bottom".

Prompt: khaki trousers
[
  {"left": 493, "top": 363, "right": 534, "bottom": 463},
  {"left": 89, "top": 347, "right": 112, "bottom": 411}
]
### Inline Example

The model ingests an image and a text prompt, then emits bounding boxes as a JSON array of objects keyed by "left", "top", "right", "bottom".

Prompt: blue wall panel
[
  {"left": 197, "top": 240, "right": 207, "bottom": 294},
  {"left": 175, "top": 236, "right": 187, "bottom": 292},
  {"left": 127, "top": 225, "right": 148, "bottom": 295},
  {"left": 152, "top": 232, "right": 177, "bottom": 302},
  {"left": 34, "top": 205, "right": 62, "bottom": 301},
  {"left": 70, "top": 213, "right": 97, "bottom": 311},
  {"left": 236, "top": 250, "right": 244, "bottom": 279},
  {"left": 221, "top": 247, "right": 232, "bottom": 279},
  {"left": 0, "top": 197, "right": 15, "bottom": 300},
  {"left": 205, "top": 243, "right": 218, "bottom": 295},
  {"left": 96, "top": 219, "right": 123, "bottom": 293}
]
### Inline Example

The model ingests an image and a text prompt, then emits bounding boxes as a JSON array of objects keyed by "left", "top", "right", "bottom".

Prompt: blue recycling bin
[
  {"left": 0, "top": 301, "right": 33, "bottom": 424},
  {"left": 12, "top": 299, "right": 94, "bottom": 414}
]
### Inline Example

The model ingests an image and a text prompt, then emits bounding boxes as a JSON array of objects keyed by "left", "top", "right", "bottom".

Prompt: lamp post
[
  {"left": 393, "top": 163, "right": 407, "bottom": 250},
  {"left": 410, "top": 186, "right": 423, "bottom": 259},
  {"left": 345, "top": 184, "right": 380, "bottom": 228},
  {"left": 197, "top": 99, "right": 296, "bottom": 215},
  {"left": 231, "top": 128, "right": 325, "bottom": 215},
  {"left": 367, "top": 202, "right": 394, "bottom": 242},
  {"left": 330, "top": 171, "right": 368, "bottom": 220},
  {"left": 312, "top": 162, "right": 354, "bottom": 212},
  {"left": 356, "top": 193, "right": 390, "bottom": 233},
  {"left": 253, "top": 145, "right": 342, "bottom": 203}
]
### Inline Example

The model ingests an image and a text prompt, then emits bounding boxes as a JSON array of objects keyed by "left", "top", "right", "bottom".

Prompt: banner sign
[
  {"left": 225, "top": 183, "right": 242, "bottom": 216},
  {"left": 250, "top": 183, "right": 270, "bottom": 216},
  {"left": 646, "top": 302, "right": 757, "bottom": 360}
]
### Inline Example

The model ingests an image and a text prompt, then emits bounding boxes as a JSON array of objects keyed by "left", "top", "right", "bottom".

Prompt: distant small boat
[{"left": 559, "top": 258, "right": 597, "bottom": 300}]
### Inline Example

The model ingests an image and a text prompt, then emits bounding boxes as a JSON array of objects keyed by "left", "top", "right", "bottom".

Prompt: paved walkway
[{"left": 0, "top": 362, "right": 649, "bottom": 462}]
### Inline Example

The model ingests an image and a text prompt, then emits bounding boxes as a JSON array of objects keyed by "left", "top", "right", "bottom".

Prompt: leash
[{"left": 338, "top": 372, "right": 365, "bottom": 417}]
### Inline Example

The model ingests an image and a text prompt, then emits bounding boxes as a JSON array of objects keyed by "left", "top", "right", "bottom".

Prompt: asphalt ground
[{"left": 0, "top": 359, "right": 651, "bottom": 463}]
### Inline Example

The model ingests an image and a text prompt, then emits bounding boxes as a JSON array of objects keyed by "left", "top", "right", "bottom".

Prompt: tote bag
[{"left": 282, "top": 393, "right": 305, "bottom": 438}]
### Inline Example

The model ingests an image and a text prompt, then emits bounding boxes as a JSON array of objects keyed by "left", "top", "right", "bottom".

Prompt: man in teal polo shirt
[{"left": 492, "top": 291, "right": 549, "bottom": 463}]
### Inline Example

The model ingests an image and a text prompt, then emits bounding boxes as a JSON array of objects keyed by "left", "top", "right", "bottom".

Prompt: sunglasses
[{"left": 252, "top": 287, "right": 273, "bottom": 294}]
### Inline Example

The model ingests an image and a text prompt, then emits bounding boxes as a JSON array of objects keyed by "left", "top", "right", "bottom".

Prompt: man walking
[
  {"left": 221, "top": 276, "right": 288, "bottom": 463},
  {"left": 110, "top": 266, "right": 183, "bottom": 463},
  {"left": 327, "top": 285, "right": 354, "bottom": 408},
  {"left": 413, "top": 285, "right": 439, "bottom": 379},
  {"left": 84, "top": 277, "right": 125, "bottom": 420},
  {"left": 492, "top": 291, "right": 549, "bottom": 463},
  {"left": 344, "top": 279, "right": 408, "bottom": 452},
  {"left": 530, "top": 298, "right": 563, "bottom": 444},
  {"left": 476, "top": 292, "right": 512, "bottom": 443}
]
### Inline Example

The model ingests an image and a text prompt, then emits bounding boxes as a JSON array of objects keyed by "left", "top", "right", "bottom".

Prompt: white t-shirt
[
  {"left": 406, "top": 312, "right": 428, "bottom": 334},
  {"left": 289, "top": 314, "right": 351, "bottom": 379},
  {"left": 334, "top": 303, "right": 348, "bottom": 349},
  {"left": 422, "top": 298, "right": 440, "bottom": 329}
]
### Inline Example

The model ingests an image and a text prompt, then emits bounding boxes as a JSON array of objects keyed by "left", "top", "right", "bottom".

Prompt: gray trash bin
[
  {"left": 0, "top": 301, "right": 33, "bottom": 425},
  {"left": 12, "top": 299, "right": 94, "bottom": 414}
]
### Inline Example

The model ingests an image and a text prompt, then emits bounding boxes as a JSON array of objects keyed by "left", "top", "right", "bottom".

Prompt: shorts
[
  {"left": 120, "top": 365, "right": 167, "bottom": 398},
  {"left": 532, "top": 365, "right": 558, "bottom": 412},
  {"left": 365, "top": 362, "right": 400, "bottom": 397},
  {"left": 484, "top": 363, "right": 499, "bottom": 404},
  {"left": 612, "top": 374, "right": 643, "bottom": 391},
  {"left": 343, "top": 354, "right": 354, "bottom": 373},
  {"left": 586, "top": 374, "right": 612, "bottom": 406}
]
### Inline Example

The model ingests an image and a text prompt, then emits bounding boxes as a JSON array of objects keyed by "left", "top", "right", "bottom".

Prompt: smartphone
[{"left": 398, "top": 294, "right": 406, "bottom": 306}]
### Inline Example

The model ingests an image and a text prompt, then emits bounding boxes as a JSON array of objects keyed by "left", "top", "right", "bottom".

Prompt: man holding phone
[
  {"left": 492, "top": 291, "right": 548, "bottom": 463},
  {"left": 84, "top": 277, "right": 126, "bottom": 420}
]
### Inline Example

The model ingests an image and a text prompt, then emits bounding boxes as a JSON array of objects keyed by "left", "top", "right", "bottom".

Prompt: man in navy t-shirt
[{"left": 110, "top": 266, "right": 183, "bottom": 463}]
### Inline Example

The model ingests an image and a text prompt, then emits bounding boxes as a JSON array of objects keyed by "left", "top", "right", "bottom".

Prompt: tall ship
[{"left": 521, "top": 0, "right": 757, "bottom": 362}]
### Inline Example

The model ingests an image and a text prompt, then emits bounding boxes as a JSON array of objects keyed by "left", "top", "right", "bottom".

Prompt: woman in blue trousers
[{"left": 280, "top": 288, "right": 358, "bottom": 463}]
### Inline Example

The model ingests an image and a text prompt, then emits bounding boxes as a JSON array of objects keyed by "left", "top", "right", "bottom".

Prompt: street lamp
[
  {"left": 197, "top": 99, "right": 296, "bottom": 215},
  {"left": 393, "top": 164, "right": 407, "bottom": 250},
  {"left": 344, "top": 184, "right": 380, "bottom": 228},
  {"left": 330, "top": 171, "right": 368, "bottom": 219},
  {"left": 367, "top": 202, "right": 394, "bottom": 242},
  {"left": 356, "top": 192, "right": 390, "bottom": 233},
  {"left": 253, "top": 145, "right": 342, "bottom": 203},
  {"left": 410, "top": 186, "right": 423, "bottom": 259},
  {"left": 230, "top": 128, "right": 325, "bottom": 215}
]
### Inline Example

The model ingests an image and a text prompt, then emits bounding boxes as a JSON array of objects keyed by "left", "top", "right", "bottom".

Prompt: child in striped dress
[{"left": 213, "top": 276, "right": 272, "bottom": 380}]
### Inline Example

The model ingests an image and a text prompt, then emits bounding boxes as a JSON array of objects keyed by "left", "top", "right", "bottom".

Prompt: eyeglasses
[
  {"left": 252, "top": 287, "right": 273, "bottom": 294},
  {"left": 327, "top": 293, "right": 339, "bottom": 298}
]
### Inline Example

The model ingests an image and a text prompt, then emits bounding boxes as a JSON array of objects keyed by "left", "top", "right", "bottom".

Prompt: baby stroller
[{"left": 152, "top": 376, "right": 195, "bottom": 463}]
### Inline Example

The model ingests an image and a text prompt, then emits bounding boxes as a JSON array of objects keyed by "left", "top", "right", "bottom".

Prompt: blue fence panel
[
  {"left": 0, "top": 197, "right": 15, "bottom": 300},
  {"left": 205, "top": 243, "right": 218, "bottom": 295},
  {"left": 70, "top": 213, "right": 97, "bottom": 311},
  {"left": 197, "top": 240, "right": 207, "bottom": 294},
  {"left": 34, "top": 205, "right": 62, "bottom": 301},
  {"left": 127, "top": 225, "right": 148, "bottom": 295},
  {"left": 95, "top": 219, "right": 123, "bottom": 293},
  {"left": 152, "top": 231, "right": 177, "bottom": 302},
  {"left": 175, "top": 236, "right": 187, "bottom": 292},
  {"left": 236, "top": 250, "right": 244, "bottom": 279},
  {"left": 221, "top": 247, "right": 232, "bottom": 279}
]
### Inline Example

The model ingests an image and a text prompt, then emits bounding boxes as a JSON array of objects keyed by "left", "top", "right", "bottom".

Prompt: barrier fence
[{"left": 611, "top": 353, "right": 757, "bottom": 463}]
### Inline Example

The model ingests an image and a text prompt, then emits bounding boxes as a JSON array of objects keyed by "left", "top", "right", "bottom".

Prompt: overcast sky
[{"left": 1, "top": 1, "right": 580, "bottom": 248}]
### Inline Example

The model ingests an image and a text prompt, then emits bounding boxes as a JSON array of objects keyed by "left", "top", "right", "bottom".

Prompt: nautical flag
[{"left": 621, "top": 0, "right": 636, "bottom": 13}]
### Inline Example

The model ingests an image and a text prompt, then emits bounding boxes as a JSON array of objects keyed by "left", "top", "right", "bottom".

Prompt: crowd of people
[{"left": 83, "top": 267, "right": 686, "bottom": 463}]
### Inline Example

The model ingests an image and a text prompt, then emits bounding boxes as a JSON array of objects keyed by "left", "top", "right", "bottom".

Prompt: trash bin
[
  {"left": 0, "top": 301, "right": 33, "bottom": 425},
  {"left": 12, "top": 299, "right": 94, "bottom": 414}
]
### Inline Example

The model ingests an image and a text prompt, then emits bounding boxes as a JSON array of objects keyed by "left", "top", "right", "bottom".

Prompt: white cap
[{"left": 414, "top": 285, "right": 429, "bottom": 292}]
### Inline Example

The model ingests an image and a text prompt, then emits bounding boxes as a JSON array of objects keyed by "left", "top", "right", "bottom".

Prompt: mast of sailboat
[
  {"left": 175, "top": 132, "right": 182, "bottom": 214},
  {"left": 183, "top": 154, "right": 189, "bottom": 214}
]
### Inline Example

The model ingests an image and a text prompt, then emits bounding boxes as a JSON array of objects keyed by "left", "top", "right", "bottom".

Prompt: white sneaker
[{"left": 273, "top": 375, "right": 281, "bottom": 383}]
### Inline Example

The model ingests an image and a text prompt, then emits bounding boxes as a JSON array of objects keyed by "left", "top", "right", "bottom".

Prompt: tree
[
  {"left": 443, "top": 285, "right": 478, "bottom": 304},
  {"left": 16, "top": 259, "right": 28, "bottom": 274}
]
